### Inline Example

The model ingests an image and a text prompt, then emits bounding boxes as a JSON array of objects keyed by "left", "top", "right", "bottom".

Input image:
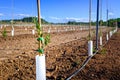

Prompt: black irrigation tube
[
  {"left": 66, "top": 50, "right": 98, "bottom": 80},
  {"left": 66, "top": 31, "right": 116, "bottom": 80},
  {"left": 66, "top": 44, "right": 105, "bottom": 80}
]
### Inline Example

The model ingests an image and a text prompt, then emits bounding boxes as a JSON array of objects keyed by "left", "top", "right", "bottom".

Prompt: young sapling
[
  {"left": 2, "top": 28, "right": 7, "bottom": 37},
  {"left": 33, "top": 18, "right": 50, "bottom": 55}
]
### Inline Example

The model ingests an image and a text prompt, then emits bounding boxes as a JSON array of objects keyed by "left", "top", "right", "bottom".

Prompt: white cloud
[
  {"left": 49, "top": 16, "right": 89, "bottom": 22},
  {"left": 35, "top": 15, "right": 44, "bottom": 18},
  {"left": 108, "top": 12, "right": 114, "bottom": 16},
  {"left": 17, "top": 14, "right": 30, "bottom": 17},
  {"left": 49, "top": 16, "right": 61, "bottom": 20},
  {"left": 65, "top": 17, "right": 88, "bottom": 22},
  {"left": 0, "top": 13, "right": 4, "bottom": 16}
]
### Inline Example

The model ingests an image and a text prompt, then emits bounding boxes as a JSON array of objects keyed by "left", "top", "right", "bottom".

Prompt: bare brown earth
[
  {"left": 71, "top": 29, "right": 120, "bottom": 80},
  {"left": 0, "top": 27, "right": 119, "bottom": 80},
  {"left": 0, "top": 28, "right": 89, "bottom": 80}
]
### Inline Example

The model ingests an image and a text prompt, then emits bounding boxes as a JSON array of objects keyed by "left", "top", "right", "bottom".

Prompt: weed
[
  {"left": 2, "top": 28, "right": 7, "bottom": 37},
  {"left": 45, "top": 34, "right": 50, "bottom": 46},
  {"left": 99, "top": 30, "right": 102, "bottom": 37},
  {"left": 100, "top": 48, "right": 107, "bottom": 54},
  {"left": 93, "top": 47, "right": 97, "bottom": 53},
  {"left": 92, "top": 30, "right": 95, "bottom": 34}
]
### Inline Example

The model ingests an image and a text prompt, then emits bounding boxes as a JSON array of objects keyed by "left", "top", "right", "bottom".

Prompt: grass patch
[
  {"left": 93, "top": 47, "right": 97, "bottom": 53},
  {"left": 100, "top": 48, "right": 107, "bottom": 54}
]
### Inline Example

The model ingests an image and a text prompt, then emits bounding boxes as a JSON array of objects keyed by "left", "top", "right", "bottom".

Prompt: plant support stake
[
  {"left": 89, "top": 0, "right": 92, "bottom": 40},
  {"left": 37, "top": 0, "right": 42, "bottom": 51},
  {"left": 96, "top": 0, "right": 100, "bottom": 50},
  {"left": 36, "top": 0, "right": 46, "bottom": 80},
  {"left": 100, "top": 0, "right": 103, "bottom": 46},
  {"left": 11, "top": 0, "right": 14, "bottom": 33},
  {"left": 106, "top": 0, "right": 109, "bottom": 27},
  {"left": 88, "top": 0, "right": 93, "bottom": 56}
]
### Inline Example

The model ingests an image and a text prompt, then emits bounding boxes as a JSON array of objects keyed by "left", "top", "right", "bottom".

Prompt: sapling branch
[{"left": 33, "top": 17, "right": 50, "bottom": 55}]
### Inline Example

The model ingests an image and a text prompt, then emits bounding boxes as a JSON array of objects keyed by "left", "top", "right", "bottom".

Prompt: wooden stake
[
  {"left": 100, "top": 0, "right": 102, "bottom": 36},
  {"left": 89, "top": 0, "right": 91, "bottom": 40},
  {"left": 37, "top": 0, "right": 42, "bottom": 53}
]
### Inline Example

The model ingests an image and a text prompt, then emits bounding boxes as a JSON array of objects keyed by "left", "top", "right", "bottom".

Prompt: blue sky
[{"left": 0, "top": 0, "right": 120, "bottom": 23}]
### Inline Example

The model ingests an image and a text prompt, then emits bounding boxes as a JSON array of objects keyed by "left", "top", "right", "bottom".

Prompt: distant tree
[
  {"left": 108, "top": 19, "right": 116, "bottom": 27},
  {"left": 117, "top": 18, "right": 120, "bottom": 28},
  {"left": 41, "top": 18, "right": 49, "bottom": 24},
  {"left": 99, "top": 20, "right": 104, "bottom": 26},
  {"left": 102, "top": 21, "right": 106, "bottom": 26},
  {"left": 91, "top": 21, "right": 96, "bottom": 26},
  {"left": 67, "top": 21, "right": 77, "bottom": 25},
  {"left": 22, "top": 17, "right": 34, "bottom": 22},
  {"left": 22, "top": 17, "right": 49, "bottom": 24}
]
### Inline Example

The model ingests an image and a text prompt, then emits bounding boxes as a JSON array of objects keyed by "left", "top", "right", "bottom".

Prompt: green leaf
[
  {"left": 37, "top": 37, "right": 44, "bottom": 41},
  {"left": 37, "top": 48, "right": 44, "bottom": 54},
  {"left": 45, "top": 34, "right": 50, "bottom": 46}
]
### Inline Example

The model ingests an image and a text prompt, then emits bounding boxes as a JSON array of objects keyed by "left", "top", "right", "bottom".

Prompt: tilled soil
[
  {"left": 71, "top": 29, "right": 120, "bottom": 80},
  {"left": 0, "top": 27, "right": 118, "bottom": 80},
  {"left": 0, "top": 29, "right": 90, "bottom": 80}
]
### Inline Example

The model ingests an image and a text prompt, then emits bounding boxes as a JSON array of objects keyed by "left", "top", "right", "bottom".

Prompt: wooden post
[
  {"left": 100, "top": 0, "right": 102, "bottom": 32},
  {"left": 11, "top": 0, "right": 14, "bottom": 30},
  {"left": 37, "top": 0, "right": 41, "bottom": 26},
  {"left": 89, "top": 0, "right": 91, "bottom": 40},
  {"left": 36, "top": 1, "right": 46, "bottom": 80},
  {"left": 106, "top": 0, "right": 108, "bottom": 27},
  {"left": 37, "top": 0, "right": 42, "bottom": 51},
  {"left": 100, "top": 0, "right": 103, "bottom": 46}
]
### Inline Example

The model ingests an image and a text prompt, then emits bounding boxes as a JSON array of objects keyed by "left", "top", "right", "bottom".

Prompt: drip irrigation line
[
  {"left": 66, "top": 51, "right": 98, "bottom": 80},
  {"left": 66, "top": 30, "right": 117, "bottom": 80}
]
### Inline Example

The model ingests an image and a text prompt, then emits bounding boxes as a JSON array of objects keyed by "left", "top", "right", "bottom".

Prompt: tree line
[
  {"left": 67, "top": 18, "right": 120, "bottom": 28},
  {"left": 0, "top": 17, "right": 49, "bottom": 24},
  {"left": 1, "top": 17, "right": 120, "bottom": 28}
]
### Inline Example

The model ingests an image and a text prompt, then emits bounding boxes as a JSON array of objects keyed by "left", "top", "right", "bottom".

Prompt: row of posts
[
  {"left": 0, "top": 25, "right": 103, "bottom": 36},
  {"left": 88, "top": 27, "right": 118, "bottom": 56}
]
